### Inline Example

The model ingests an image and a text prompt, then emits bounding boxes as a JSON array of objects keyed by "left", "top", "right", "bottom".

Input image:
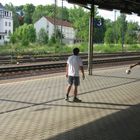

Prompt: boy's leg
[
  {"left": 65, "top": 84, "right": 72, "bottom": 100},
  {"left": 73, "top": 85, "right": 78, "bottom": 97},
  {"left": 65, "top": 76, "right": 73, "bottom": 100},
  {"left": 67, "top": 84, "right": 72, "bottom": 95},
  {"left": 73, "top": 85, "right": 81, "bottom": 102},
  {"left": 73, "top": 77, "right": 82, "bottom": 102}
]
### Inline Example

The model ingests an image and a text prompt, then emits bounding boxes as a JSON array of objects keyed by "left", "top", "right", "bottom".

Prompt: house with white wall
[
  {"left": 34, "top": 16, "right": 76, "bottom": 44},
  {"left": 0, "top": 3, "right": 13, "bottom": 45}
]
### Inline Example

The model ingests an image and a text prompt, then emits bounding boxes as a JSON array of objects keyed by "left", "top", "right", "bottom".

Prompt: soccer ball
[{"left": 126, "top": 69, "right": 131, "bottom": 74}]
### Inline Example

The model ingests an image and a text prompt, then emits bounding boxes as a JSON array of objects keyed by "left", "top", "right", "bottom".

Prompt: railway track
[
  {"left": 0, "top": 52, "right": 140, "bottom": 79},
  {"left": 0, "top": 52, "right": 140, "bottom": 65}
]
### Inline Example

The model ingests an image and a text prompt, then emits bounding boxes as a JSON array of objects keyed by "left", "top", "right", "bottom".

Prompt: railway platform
[{"left": 0, "top": 65, "right": 140, "bottom": 140}]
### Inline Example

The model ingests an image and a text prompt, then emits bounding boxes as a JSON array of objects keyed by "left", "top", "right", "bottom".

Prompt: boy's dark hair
[{"left": 73, "top": 48, "right": 80, "bottom": 55}]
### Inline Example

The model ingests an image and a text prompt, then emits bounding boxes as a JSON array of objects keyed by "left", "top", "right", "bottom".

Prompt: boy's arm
[
  {"left": 80, "top": 66, "right": 85, "bottom": 80},
  {"left": 130, "top": 62, "right": 140, "bottom": 69},
  {"left": 66, "top": 64, "right": 68, "bottom": 78}
]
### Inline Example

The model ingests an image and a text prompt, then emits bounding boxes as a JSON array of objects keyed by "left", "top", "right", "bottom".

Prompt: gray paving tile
[{"left": 0, "top": 66, "right": 140, "bottom": 140}]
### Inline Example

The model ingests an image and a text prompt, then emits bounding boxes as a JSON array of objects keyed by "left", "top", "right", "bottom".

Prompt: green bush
[
  {"left": 94, "top": 44, "right": 123, "bottom": 53},
  {"left": 126, "top": 44, "right": 140, "bottom": 51},
  {"left": 1, "top": 43, "right": 140, "bottom": 56}
]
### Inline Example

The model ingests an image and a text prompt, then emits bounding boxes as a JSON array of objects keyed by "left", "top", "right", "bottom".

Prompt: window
[
  {"left": 5, "top": 22, "right": 7, "bottom": 26},
  {"left": 0, "top": 35, "right": 1, "bottom": 39},
  {"left": 9, "top": 22, "right": 11, "bottom": 26},
  {"left": 0, "top": 11, "right": 4, "bottom": 17},
  {"left": 8, "top": 30, "right": 11, "bottom": 35},
  {"left": 5, "top": 30, "right": 7, "bottom": 34}
]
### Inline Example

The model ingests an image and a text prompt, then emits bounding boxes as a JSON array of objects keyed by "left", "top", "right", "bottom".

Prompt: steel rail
[
  {"left": 0, "top": 52, "right": 140, "bottom": 65},
  {"left": 0, "top": 55, "right": 140, "bottom": 74}
]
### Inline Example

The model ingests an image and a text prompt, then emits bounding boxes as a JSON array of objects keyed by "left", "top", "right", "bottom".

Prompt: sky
[
  {"left": 98, "top": 9, "right": 140, "bottom": 24},
  {"left": 1, "top": 0, "right": 140, "bottom": 25}
]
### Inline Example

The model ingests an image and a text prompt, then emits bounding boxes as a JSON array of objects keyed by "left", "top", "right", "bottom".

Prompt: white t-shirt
[{"left": 67, "top": 55, "right": 83, "bottom": 76}]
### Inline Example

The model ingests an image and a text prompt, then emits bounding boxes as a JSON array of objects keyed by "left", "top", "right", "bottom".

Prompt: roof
[
  {"left": 67, "top": 0, "right": 140, "bottom": 15},
  {"left": 45, "top": 17, "right": 73, "bottom": 27},
  {"left": 0, "top": 3, "right": 5, "bottom": 10}
]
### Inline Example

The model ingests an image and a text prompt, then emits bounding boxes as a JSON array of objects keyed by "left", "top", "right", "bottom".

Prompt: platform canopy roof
[{"left": 67, "top": 0, "right": 140, "bottom": 15}]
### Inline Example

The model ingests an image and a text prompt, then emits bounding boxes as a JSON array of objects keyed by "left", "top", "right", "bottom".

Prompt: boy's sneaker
[
  {"left": 65, "top": 94, "right": 69, "bottom": 101},
  {"left": 73, "top": 97, "right": 82, "bottom": 102}
]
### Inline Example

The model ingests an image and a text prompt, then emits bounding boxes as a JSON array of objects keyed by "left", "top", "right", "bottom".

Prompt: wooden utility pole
[
  {"left": 54, "top": 0, "right": 57, "bottom": 39},
  {"left": 61, "top": 0, "right": 63, "bottom": 45}
]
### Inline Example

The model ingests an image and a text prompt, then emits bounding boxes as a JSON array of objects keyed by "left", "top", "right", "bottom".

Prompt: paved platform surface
[{"left": 0, "top": 65, "right": 140, "bottom": 140}]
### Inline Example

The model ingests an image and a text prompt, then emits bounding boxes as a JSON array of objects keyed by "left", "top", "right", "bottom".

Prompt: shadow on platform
[{"left": 44, "top": 103, "right": 140, "bottom": 140}]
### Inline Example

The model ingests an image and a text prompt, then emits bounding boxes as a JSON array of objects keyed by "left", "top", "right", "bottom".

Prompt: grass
[{"left": 0, "top": 43, "right": 140, "bottom": 56}]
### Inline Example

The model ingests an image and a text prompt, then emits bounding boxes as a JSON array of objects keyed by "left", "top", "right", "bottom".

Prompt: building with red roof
[{"left": 34, "top": 16, "right": 76, "bottom": 44}]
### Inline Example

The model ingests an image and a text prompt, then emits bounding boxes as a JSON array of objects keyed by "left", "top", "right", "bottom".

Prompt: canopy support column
[{"left": 88, "top": 2, "right": 94, "bottom": 75}]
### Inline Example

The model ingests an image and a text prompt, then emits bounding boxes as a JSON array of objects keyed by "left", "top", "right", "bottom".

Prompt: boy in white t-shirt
[{"left": 65, "top": 48, "right": 85, "bottom": 102}]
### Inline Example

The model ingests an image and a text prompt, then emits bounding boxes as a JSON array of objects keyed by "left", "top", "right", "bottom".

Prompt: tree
[
  {"left": 104, "top": 14, "right": 128, "bottom": 44},
  {"left": 104, "top": 27, "right": 114, "bottom": 43},
  {"left": 15, "top": 5, "right": 24, "bottom": 26},
  {"left": 104, "top": 19, "right": 117, "bottom": 44},
  {"left": 55, "top": 28, "right": 64, "bottom": 41},
  {"left": 23, "top": 4, "right": 35, "bottom": 24},
  {"left": 115, "top": 14, "right": 127, "bottom": 44},
  {"left": 37, "top": 28, "right": 49, "bottom": 44},
  {"left": 32, "top": 5, "right": 49, "bottom": 23},
  {"left": 49, "top": 28, "right": 64, "bottom": 44},
  {"left": 125, "top": 21, "right": 139, "bottom": 44},
  {"left": 57, "top": 6, "right": 69, "bottom": 21},
  {"left": 10, "top": 24, "right": 36, "bottom": 45},
  {"left": 69, "top": 6, "right": 90, "bottom": 42},
  {"left": 32, "top": 4, "right": 68, "bottom": 23},
  {"left": 68, "top": 6, "right": 105, "bottom": 43},
  {"left": 10, "top": 33, "right": 16, "bottom": 44},
  {"left": 27, "top": 24, "right": 36, "bottom": 43}
]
